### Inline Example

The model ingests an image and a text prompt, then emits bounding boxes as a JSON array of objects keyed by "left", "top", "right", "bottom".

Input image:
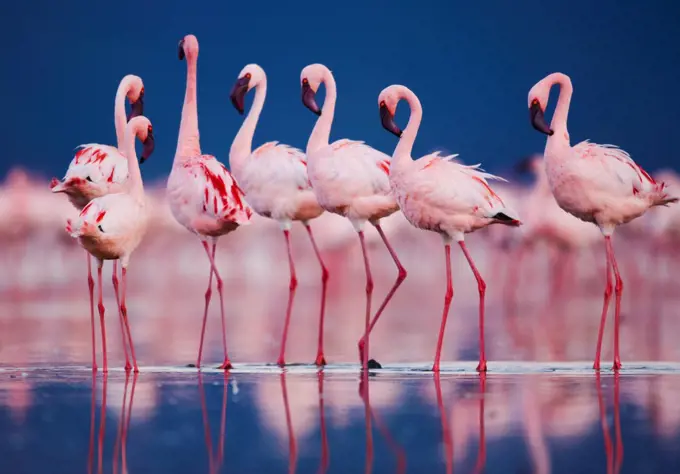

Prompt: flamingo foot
[
  {"left": 593, "top": 361, "right": 601, "bottom": 371},
  {"left": 314, "top": 354, "right": 327, "bottom": 366},
  {"left": 218, "top": 360, "right": 232, "bottom": 371},
  {"left": 476, "top": 360, "right": 487, "bottom": 373},
  {"left": 432, "top": 363, "right": 441, "bottom": 373},
  {"left": 367, "top": 359, "right": 382, "bottom": 369},
  {"left": 612, "top": 359, "right": 622, "bottom": 371},
  {"left": 276, "top": 357, "right": 286, "bottom": 368},
  {"left": 92, "top": 365, "right": 98, "bottom": 373},
  {"left": 124, "top": 362, "right": 132, "bottom": 372},
  {"left": 133, "top": 363, "right": 139, "bottom": 374}
]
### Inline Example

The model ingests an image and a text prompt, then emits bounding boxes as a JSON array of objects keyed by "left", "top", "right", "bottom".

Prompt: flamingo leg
[
  {"left": 202, "top": 240, "right": 232, "bottom": 370},
  {"left": 96, "top": 261, "right": 108, "bottom": 373},
  {"left": 86, "top": 253, "right": 97, "bottom": 372},
  {"left": 277, "top": 229, "right": 298, "bottom": 367},
  {"left": 433, "top": 243, "right": 453, "bottom": 372},
  {"left": 605, "top": 236, "right": 624, "bottom": 370},
  {"left": 594, "top": 237, "right": 614, "bottom": 370},
  {"left": 196, "top": 242, "right": 216, "bottom": 368},
  {"left": 120, "top": 267, "right": 139, "bottom": 373},
  {"left": 357, "top": 231, "right": 374, "bottom": 371},
  {"left": 304, "top": 223, "right": 330, "bottom": 367},
  {"left": 112, "top": 261, "right": 131, "bottom": 371},
  {"left": 358, "top": 223, "right": 407, "bottom": 367},
  {"left": 458, "top": 241, "right": 487, "bottom": 372}
]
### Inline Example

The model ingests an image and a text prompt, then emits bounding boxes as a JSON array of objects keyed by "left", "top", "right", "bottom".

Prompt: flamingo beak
[
  {"left": 50, "top": 178, "right": 67, "bottom": 193},
  {"left": 127, "top": 88, "right": 144, "bottom": 122},
  {"left": 140, "top": 127, "right": 155, "bottom": 164},
  {"left": 530, "top": 101, "right": 554, "bottom": 136},
  {"left": 178, "top": 39, "right": 186, "bottom": 60},
  {"left": 301, "top": 81, "right": 321, "bottom": 116},
  {"left": 380, "top": 103, "right": 402, "bottom": 138},
  {"left": 229, "top": 76, "right": 250, "bottom": 115}
]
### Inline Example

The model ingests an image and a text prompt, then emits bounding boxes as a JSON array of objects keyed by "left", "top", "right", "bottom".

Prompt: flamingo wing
[
  {"left": 194, "top": 155, "right": 252, "bottom": 224},
  {"left": 573, "top": 140, "right": 659, "bottom": 195},
  {"left": 244, "top": 141, "right": 311, "bottom": 191},
  {"left": 330, "top": 139, "right": 392, "bottom": 194},
  {"left": 64, "top": 144, "right": 128, "bottom": 184}
]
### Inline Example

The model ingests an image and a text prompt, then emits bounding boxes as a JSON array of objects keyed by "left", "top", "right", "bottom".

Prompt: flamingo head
[
  {"left": 129, "top": 117, "right": 155, "bottom": 164},
  {"left": 230, "top": 64, "right": 265, "bottom": 115},
  {"left": 514, "top": 154, "right": 544, "bottom": 175},
  {"left": 178, "top": 34, "right": 199, "bottom": 62},
  {"left": 527, "top": 80, "right": 553, "bottom": 136},
  {"left": 300, "top": 64, "right": 327, "bottom": 116},
  {"left": 123, "top": 75, "right": 145, "bottom": 121},
  {"left": 377, "top": 85, "right": 404, "bottom": 138}
]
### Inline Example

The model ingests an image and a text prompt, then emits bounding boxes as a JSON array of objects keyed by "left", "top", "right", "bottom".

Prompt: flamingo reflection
[
  {"left": 359, "top": 373, "right": 407, "bottom": 474},
  {"left": 198, "top": 372, "right": 229, "bottom": 474},
  {"left": 280, "top": 372, "right": 298, "bottom": 474},
  {"left": 317, "top": 370, "right": 329, "bottom": 474},
  {"left": 596, "top": 373, "right": 624, "bottom": 474}
]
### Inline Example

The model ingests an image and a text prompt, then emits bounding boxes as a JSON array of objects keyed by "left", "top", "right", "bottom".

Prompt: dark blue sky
[{"left": 2, "top": 1, "right": 680, "bottom": 182}]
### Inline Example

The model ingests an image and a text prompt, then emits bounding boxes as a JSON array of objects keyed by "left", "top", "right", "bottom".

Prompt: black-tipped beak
[
  {"left": 301, "top": 81, "right": 321, "bottom": 116},
  {"left": 530, "top": 101, "right": 553, "bottom": 136},
  {"left": 127, "top": 89, "right": 144, "bottom": 121},
  {"left": 178, "top": 39, "right": 185, "bottom": 60},
  {"left": 380, "top": 103, "right": 402, "bottom": 138},
  {"left": 140, "top": 128, "right": 155, "bottom": 164},
  {"left": 229, "top": 76, "right": 250, "bottom": 115}
]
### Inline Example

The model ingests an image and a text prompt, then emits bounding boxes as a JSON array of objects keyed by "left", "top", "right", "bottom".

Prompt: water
[{"left": 1, "top": 364, "right": 679, "bottom": 473}]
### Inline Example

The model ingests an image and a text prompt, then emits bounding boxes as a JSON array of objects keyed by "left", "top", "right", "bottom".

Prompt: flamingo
[
  {"left": 300, "top": 63, "right": 407, "bottom": 370},
  {"left": 528, "top": 72, "right": 678, "bottom": 370},
  {"left": 228, "top": 63, "right": 329, "bottom": 367},
  {"left": 65, "top": 115, "right": 155, "bottom": 373},
  {"left": 378, "top": 84, "right": 521, "bottom": 372},
  {"left": 167, "top": 34, "right": 253, "bottom": 370},
  {"left": 51, "top": 74, "right": 145, "bottom": 372}
]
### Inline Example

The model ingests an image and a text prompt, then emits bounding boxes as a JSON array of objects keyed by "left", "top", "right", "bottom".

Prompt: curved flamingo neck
[
  {"left": 175, "top": 54, "right": 201, "bottom": 161},
  {"left": 393, "top": 86, "right": 423, "bottom": 168},
  {"left": 229, "top": 77, "right": 267, "bottom": 179},
  {"left": 114, "top": 77, "right": 135, "bottom": 150},
  {"left": 306, "top": 68, "right": 337, "bottom": 155},
  {"left": 123, "top": 120, "right": 146, "bottom": 202},
  {"left": 548, "top": 73, "right": 573, "bottom": 137}
]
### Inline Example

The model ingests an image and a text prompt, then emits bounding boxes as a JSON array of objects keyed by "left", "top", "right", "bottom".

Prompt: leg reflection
[
  {"left": 113, "top": 372, "right": 130, "bottom": 474},
  {"left": 88, "top": 372, "right": 96, "bottom": 474},
  {"left": 433, "top": 373, "right": 453, "bottom": 474},
  {"left": 317, "top": 370, "right": 330, "bottom": 474},
  {"left": 596, "top": 372, "right": 614, "bottom": 474},
  {"left": 280, "top": 372, "right": 298, "bottom": 474},
  {"left": 473, "top": 373, "right": 487, "bottom": 474},
  {"left": 198, "top": 373, "right": 214, "bottom": 474},
  {"left": 97, "top": 374, "right": 108, "bottom": 474},
  {"left": 613, "top": 373, "right": 623, "bottom": 474}
]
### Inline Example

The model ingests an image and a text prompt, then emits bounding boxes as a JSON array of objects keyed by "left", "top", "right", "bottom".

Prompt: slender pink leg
[
  {"left": 317, "top": 370, "right": 330, "bottom": 474},
  {"left": 434, "top": 373, "right": 452, "bottom": 474},
  {"left": 433, "top": 244, "right": 453, "bottom": 372},
  {"left": 594, "top": 238, "right": 614, "bottom": 370},
  {"left": 86, "top": 253, "right": 97, "bottom": 372},
  {"left": 96, "top": 263, "right": 108, "bottom": 373},
  {"left": 202, "top": 241, "right": 232, "bottom": 370},
  {"left": 459, "top": 241, "right": 487, "bottom": 372},
  {"left": 605, "top": 236, "right": 624, "bottom": 370},
  {"left": 119, "top": 267, "right": 139, "bottom": 373},
  {"left": 596, "top": 372, "right": 614, "bottom": 474},
  {"left": 112, "top": 261, "right": 131, "bottom": 371},
  {"left": 304, "top": 224, "right": 330, "bottom": 367},
  {"left": 277, "top": 229, "right": 298, "bottom": 367},
  {"left": 357, "top": 231, "right": 374, "bottom": 370},
  {"left": 196, "top": 242, "right": 216, "bottom": 368},
  {"left": 358, "top": 223, "right": 407, "bottom": 366},
  {"left": 280, "top": 372, "right": 298, "bottom": 474}
]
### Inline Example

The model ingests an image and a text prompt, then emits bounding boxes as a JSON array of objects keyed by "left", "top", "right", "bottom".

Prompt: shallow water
[{"left": 1, "top": 364, "right": 679, "bottom": 473}]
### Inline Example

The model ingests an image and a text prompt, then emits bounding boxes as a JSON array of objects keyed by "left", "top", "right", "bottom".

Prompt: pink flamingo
[
  {"left": 378, "top": 84, "right": 521, "bottom": 372},
  {"left": 167, "top": 34, "right": 253, "bottom": 370},
  {"left": 300, "top": 63, "right": 407, "bottom": 370},
  {"left": 528, "top": 72, "right": 678, "bottom": 370},
  {"left": 65, "top": 115, "right": 155, "bottom": 373},
  {"left": 228, "top": 63, "right": 329, "bottom": 367},
  {"left": 51, "top": 74, "right": 145, "bottom": 372}
]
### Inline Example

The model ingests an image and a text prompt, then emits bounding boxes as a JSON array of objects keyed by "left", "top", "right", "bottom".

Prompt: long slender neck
[
  {"left": 393, "top": 87, "right": 423, "bottom": 168},
  {"left": 124, "top": 122, "right": 145, "bottom": 202},
  {"left": 114, "top": 78, "right": 133, "bottom": 150},
  {"left": 175, "top": 55, "right": 201, "bottom": 160},
  {"left": 306, "top": 69, "right": 337, "bottom": 155},
  {"left": 229, "top": 78, "right": 267, "bottom": 179},
  {"left": 549, "top": 73, "right": 573, "bottom": 136}
]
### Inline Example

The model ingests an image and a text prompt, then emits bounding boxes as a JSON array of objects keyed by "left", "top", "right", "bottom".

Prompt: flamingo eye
[
  {"left": 98, "top": 225, "right": 104, "bottom": 232},
  {"left": 302, "top": 78, "right": 308, "bottom": 85},
  {"left": 245, "top": 73, "right": 251, "bottom": 79},
  {"left": 531, "top": 98, "right": 539, "bottom": 106},
  {"left": 380, "top": 100, "right": 386, "bottom": 107}
]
